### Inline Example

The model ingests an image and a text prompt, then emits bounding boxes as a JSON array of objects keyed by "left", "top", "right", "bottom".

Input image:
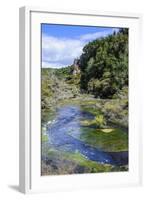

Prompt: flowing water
[{"left": 44, "top": 105, "right": 128, "bottom": 166}]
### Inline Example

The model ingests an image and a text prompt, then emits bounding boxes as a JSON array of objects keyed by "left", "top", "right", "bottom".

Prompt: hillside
[
  {"left": 41, "top": 28, "right": 128, "bottom": 129},
  {"left": 41, "top": 67, "right": 81, "bottom": 123},
  {"left": 79, "top": 28, "right": 128, "bottom": 98}
]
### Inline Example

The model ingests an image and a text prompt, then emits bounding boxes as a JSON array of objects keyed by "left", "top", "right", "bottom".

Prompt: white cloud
[
  {"left": 42, "top": 28, "right": 119, "bottom": 68},
  {"left": 42, "top": 35, "right": 84, "bottom": 68},
  {"left": 80, "top": 28, "right": 117, "bottom": 41},
  {"left": 42, "top": 61, "right": 66, "bottom": 69}
]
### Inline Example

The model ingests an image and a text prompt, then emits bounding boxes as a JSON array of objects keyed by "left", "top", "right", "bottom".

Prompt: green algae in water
[
  {"left": 41, "top": 99, "right": 128, "bottom": 175},
  {"left": 79, "top": 127, "right": 128, "bottom": 152},
  {"left": 45, "top": 147, "right": 114, "bottom": 173}
]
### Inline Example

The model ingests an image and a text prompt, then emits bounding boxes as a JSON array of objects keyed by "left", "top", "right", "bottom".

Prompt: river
[{"left": 45, "top": 105, "right": 128, "bottom": 166}]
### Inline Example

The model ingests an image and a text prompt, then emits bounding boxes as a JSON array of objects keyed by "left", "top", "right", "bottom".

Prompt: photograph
[{"left": 41, "top": 24, "right": 129, "bottom": 176}]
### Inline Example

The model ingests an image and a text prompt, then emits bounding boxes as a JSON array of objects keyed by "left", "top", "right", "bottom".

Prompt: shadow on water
[{"left": 46, "top": 105, "right": 128, "bottom": 166}]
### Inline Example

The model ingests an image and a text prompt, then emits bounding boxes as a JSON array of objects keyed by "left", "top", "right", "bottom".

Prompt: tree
[{"left": 79, "top": 28, "right": 128, "bottom": 99}]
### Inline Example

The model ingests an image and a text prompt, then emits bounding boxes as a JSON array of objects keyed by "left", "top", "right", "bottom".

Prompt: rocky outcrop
[{"left": 72, "top": 58, "right": 80, "bottom": 75}]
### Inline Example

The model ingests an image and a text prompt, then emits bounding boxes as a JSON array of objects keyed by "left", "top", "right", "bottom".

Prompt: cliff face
[{"left": 72, "top": 58, "right": 80, "bottom": 75}]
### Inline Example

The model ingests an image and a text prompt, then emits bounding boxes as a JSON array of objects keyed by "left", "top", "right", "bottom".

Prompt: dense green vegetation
[
  {"left": 79, "top": 28, "right": 128, "bottom": 98},
  {"left": 41, "top": 28, "right": 128, "bottom": 175}
]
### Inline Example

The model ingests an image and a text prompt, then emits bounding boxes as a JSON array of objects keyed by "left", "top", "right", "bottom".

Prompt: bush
[
  {"left": 101, "top": 99, "right": 128, "bottom": 131},
  {"left": 94, "top": 114, "right": 106, "bottom": 128}
]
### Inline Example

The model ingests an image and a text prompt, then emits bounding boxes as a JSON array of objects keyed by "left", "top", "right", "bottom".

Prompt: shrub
[{"left": 94, "top": 114, "right": 106, "bottom": 128}]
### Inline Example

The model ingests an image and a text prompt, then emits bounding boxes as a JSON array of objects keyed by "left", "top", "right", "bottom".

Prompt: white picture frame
[{"left": 19, "top": 6, "right": 143, "bottom": 194}]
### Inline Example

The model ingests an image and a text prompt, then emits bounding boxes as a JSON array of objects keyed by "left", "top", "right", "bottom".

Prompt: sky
[{"left": 41, "top": 24, "right": 119, "bottom": 68}]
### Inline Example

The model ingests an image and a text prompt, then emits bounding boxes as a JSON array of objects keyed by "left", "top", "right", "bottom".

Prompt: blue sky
[{"left": 41, "top": 24, "right": 119, "bottom": 68}]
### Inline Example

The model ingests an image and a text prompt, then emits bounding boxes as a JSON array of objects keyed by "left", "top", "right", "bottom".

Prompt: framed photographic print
[{"left": 19, "top": 7, "right": 142, "bottom": 193}]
